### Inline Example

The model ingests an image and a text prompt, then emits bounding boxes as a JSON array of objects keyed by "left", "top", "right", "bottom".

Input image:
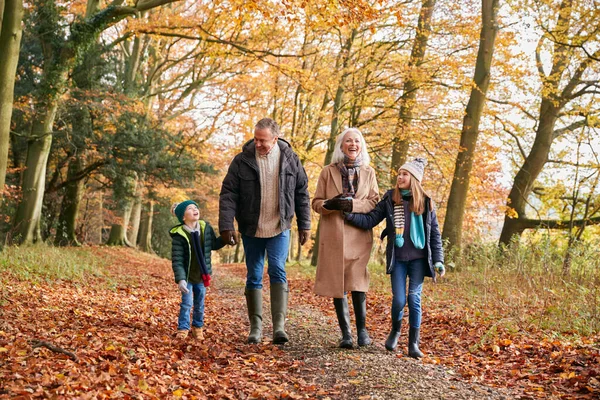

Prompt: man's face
[{"left": 254, "top": 128, "right": 278, "bottom": 156}]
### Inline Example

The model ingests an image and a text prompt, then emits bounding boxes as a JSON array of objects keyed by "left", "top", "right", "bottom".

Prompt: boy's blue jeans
[
  {"left": 390, "top": 258, "right": 426, "bottom": 329},
  {"left": 177, "top": 282, "right": 206, "bottom": 330},
  {"left": 242, "top": 230, "right": 290, "bottom": 289}
]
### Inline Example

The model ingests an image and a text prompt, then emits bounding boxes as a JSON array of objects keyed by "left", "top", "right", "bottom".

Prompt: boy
[{"left": 170, "top": 200, "right": 225, "bottom": 339}]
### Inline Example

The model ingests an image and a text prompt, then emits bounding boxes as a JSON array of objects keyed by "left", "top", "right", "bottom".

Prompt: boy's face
[{"left": 183, "top": 204, "right": 200, "bottom": 223}]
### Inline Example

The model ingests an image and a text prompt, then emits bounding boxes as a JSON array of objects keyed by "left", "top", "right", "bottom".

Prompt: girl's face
[
  {"left": 396, "top": 169, "right": 412, "bottom": 190},
  {"left": 341, "top": 131, "right": 362, "bottom": 160},
  {"left": 183, "top": 204, "right": 200, "bottom": 223}
]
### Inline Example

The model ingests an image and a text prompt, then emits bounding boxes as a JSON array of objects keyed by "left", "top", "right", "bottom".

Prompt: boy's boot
[
  {"left": 175, "top": 330, "right": 189, "bottom": 339},
  {"left": 351, "top": 291, "right": 372, "bottom": 346},
  {"left": 385, "top": 320, "right": 402, "bottom": 351},
  {"left": 333, "top": 296, "right": 353, "bottom": 349},
  {"left": 270, "top": 283, "right": 289, "bottom": 344},
  {"left": 245, "top": 288, "right": 263, "bottom": 344},
  {"left": 408, "top": 326, "right": 424, "bottom": 358},
  {"left": 191, "top": 327, "right": 204, "bottom": 340}
]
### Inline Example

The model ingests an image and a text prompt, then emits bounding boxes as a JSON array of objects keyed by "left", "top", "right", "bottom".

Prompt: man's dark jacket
[{"left": 219, "top": 138, "right": 311, "bottom": 237}]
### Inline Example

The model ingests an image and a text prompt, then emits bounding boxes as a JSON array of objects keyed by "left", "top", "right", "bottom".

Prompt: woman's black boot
[
  {"left": 351, "top": 291, "right": 372, "bottom": 346},
  {"left": 333, "top": 297, "right": 353, "bottom": 349}
]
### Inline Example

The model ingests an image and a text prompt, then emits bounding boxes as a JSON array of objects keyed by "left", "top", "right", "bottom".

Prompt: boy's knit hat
[
  {"left": 171, "top": 200, "right": 199, "bottom": 223},
  {"left": 400, "top": 157, "right": 427, "bottom": 182}
]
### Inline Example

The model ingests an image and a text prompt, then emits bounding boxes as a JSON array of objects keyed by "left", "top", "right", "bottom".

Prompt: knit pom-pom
[{"left": 171, "top": 203, "right": 180, "bottom": 216}]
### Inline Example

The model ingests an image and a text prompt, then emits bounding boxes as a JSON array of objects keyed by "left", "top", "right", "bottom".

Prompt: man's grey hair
[
  {"left": 255, "top": 118, "right": 281, "bottom": 137},
  {"left": 330, "top": 127, "right": 371, "bottom": 165}
]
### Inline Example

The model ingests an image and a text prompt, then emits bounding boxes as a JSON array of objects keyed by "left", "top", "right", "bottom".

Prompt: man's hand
[
  {"left": 299, "top": 230, "right": 310, "bottom": 245},
  {"left": 222, "top": 230, "right": 238, "bottom": 246}
]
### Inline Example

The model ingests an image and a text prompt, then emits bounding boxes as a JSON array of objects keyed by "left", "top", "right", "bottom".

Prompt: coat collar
[{"left": 328, "top": 163, "right": 370, "bottom": 195}]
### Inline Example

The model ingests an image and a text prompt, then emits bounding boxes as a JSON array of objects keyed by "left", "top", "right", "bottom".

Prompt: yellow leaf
[
  {"left": 491, "top": 345, "right": 500, "bottom": 354},
  {"left": 105, "top": 344, "right": 115, "bottom": 351},
  {"left": 138, "top": 379, "right": 149, "bottom": 390},
  {"left": 348, "top": 379, "right": 362, "bottom": 384},
  {"left": 173, "top": 389, "right": 184, "bottom": 397},
  {"left": 0, "top": 347, "right": 8, "bottom": 353}
]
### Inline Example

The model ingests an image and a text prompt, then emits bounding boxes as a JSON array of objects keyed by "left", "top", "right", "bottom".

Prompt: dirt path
[
  {"left": 0, "top": 249, "right": 520, "bottom": 398},
  {"left": 216, "top": 264, "right": 517, "bottom": 400}
]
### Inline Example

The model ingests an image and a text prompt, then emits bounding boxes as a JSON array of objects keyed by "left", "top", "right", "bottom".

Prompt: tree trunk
[
  {"left": 106, "top": 200, "right": 134, "bottom": 246},
  {"left": 310, "top": 222, "right": 321, "bottom": 267},
  {"left": 129, "top": 191, "right": 143, "bottom": 246},
  {"left": 390, "top": 0, "right": 436, "bottom": 183},
  {"left": 138, "top": 200, "right": 154, "bottom": 253},
  {"left": 442, "top": 0, "right": 499, "bottom": 251},
  {"left": 233, "top": 240, "right": 242, "bottom": 263},
  {"left": 13, "top": 108, "right": 57, "bottom": 244},
  {"left": 0, "top": 0, "right": 24, "bottom": 201},
  {"left": 499, "top": 0, "right": 576, "bottom": 245},
  {"left": 54, "top": 156, "right": 85, "bottom": 246}
]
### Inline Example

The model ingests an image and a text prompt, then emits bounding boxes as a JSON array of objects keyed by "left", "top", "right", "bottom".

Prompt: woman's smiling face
[{"left": 341, "top": 131, "right": 361, "bottom": 160}]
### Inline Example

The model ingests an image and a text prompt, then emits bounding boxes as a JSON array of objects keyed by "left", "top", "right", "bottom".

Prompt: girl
[{"left": 346, "top": 157, "right": 444, "bottom": 357}]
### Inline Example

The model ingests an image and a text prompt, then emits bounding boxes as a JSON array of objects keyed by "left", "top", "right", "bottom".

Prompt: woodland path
[{"left": 0, "top": 247, "right": 589, "bottom": 399}]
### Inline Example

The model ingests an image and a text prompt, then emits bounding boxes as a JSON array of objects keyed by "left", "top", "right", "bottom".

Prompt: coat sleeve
[
  {"left": 345, "top": 195, "right": 387, "bottom": 230},
  {"left": 207, "top": 223, "right": 225, "bottom": 251},
  {"left": 312, "top": 167, "right": 337, "bottom": 216},
  {"left": 219, "top": 156, "right": 241, "bottom": 232},
  {"left": 293, "top": 154, "right": 312, "bottom": 231},
  {"left": 171, "top": 236, "right": 187, "bottom": 283},
  {"left": 428, "top": 203, "right": 444, "bottom": 264},
  {"left": 352, "top": 169, "right": 380, "bottom": 213}
]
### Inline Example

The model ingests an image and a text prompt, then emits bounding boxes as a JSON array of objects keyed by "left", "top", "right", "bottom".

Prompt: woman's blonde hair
[{"left": 392, "top": 169, "right": 427, "bottom": 215}]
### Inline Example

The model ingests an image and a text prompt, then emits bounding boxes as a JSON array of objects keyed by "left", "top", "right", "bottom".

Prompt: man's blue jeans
[
  {"left": 242, "top": 230, "right": 290, "bottom": 289},
  {"left": 177, "top": 282, "right": 206, "bottom": 330},
  {"left": 390, "top": 258, "right": 426, "bottom": 329}
]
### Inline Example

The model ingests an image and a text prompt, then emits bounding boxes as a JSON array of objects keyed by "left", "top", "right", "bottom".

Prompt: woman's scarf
[
  {"left": 338, "top": 154, "right": 362, "bottom": 198},
  {"left": 393, "top": 190, "right": 425, "bottom": 249}
]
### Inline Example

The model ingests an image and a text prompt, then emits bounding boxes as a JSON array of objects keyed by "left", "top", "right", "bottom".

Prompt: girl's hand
[{"left": 434, "top": 262, "right": 445, "bottom": 277}]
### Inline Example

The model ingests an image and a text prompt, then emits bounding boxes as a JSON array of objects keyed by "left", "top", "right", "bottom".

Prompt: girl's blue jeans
[
  {"left": 390, "top": 258, "right": 426, "bottom": 328},
  {"left": 177, "top": 282, "right": 206, "bottom": 330},
  {"left": 241, "top": 230, "right": 290, "bottom": 289}
]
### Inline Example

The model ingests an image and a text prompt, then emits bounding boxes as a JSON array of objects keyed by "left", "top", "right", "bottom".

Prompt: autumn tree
[{"left": 0, "top": 0, "right": 23, "bottom": 201}]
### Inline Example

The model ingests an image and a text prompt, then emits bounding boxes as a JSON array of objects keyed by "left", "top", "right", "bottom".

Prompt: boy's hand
[
  {"left": 178, "top": 280, "right": 190, "bottom": 294},
  {"left": 222, "top": 230, "right": 238, "bottom": 245}
]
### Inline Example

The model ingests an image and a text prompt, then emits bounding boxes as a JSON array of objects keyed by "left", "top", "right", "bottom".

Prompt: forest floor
[{"left": 0, "top": 247, "right": 598, "bottom": 399}]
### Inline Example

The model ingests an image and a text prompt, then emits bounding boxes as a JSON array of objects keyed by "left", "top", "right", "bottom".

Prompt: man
[{"left": 219, "top": 118, "right": 311, "bottom": 344}]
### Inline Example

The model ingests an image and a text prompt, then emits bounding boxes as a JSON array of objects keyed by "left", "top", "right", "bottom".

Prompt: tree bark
[
  {"left": 0, "top": 0, "right": 24, "bottom": 201},
  {"left": 233, "top": 240, "right": 241, "bottom": 263},
  {"left": 390, "top": 0, "right": 436, "bottom": 182},
  {"left": 13, "top": 108, "right": 57, "bottom": 244},
  {"left": 54, "top": 156, "right": 85, "bottom": 246},
  {"left": 106, "top": 202, "right": 133, "bottom": 246},
  {"left": 442, "top": 0, "right": 499, "bottom": 251},
  {"left": 138, "top": 200, "right": 154, "bottom": 253},
  {"left": 129, "top": 189, "right": 143, "bottom": 246}
]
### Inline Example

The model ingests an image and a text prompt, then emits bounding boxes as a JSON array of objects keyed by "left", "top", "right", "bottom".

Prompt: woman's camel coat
[{"left": 312, "top": 164, "right": 379, "bottom": 298}]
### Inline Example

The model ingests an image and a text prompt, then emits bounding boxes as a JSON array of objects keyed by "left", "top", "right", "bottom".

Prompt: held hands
[
  {"left": 222, "top": 230, "right": 238, "bottom": 246},
  {"left": 299, "top": 230, "right": 310, "bottom": 245},
  {"left": 178, "top": 280, "right": 190, "bottom": 294},
  {"left": 434, "top": 262, "right": 445, "bottom": 277},
  {"left": 323, "top": 194, "right": 352, "bottom": 212}
]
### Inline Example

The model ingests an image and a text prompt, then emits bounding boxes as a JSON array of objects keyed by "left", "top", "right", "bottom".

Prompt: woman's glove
[
  {"left": 178, "top": 280, "right": 190, "bottom": 294},
  {"left": 323, "top": 196, "right": 352, "bottom": 212},
  {"left": 395, "top": 234, "right": 404, "bottom": 248},
  {"left": 434, "top": 262, "right": 445, "bottom": 277}
]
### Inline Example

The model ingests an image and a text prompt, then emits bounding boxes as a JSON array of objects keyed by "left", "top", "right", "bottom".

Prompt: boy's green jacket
[{"left": 170, "top": 221, "right": 225, "bottom": 283}]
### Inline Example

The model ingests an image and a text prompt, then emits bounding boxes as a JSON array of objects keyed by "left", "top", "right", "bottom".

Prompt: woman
[
  {"left": 312, "top": 128, "right": 380, "bottom": 348},
  {"left": 345, "top": 158, "right": 445, "bottom": 358}
]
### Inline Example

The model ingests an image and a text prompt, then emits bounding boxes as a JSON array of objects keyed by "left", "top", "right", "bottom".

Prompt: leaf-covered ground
[{"left": 0, "top": 247, "right": 598, "bottom": 399}]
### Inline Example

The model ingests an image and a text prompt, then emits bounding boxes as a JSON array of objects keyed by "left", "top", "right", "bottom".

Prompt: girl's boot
[
  {"left": 385, "top": 320, "right": 402, "bottom": 351},
  {"left": 333, "top": 296, "right": 353, "bottom": 349},
  {"left": 408, "top": 326, "right": 424, "bottom": 358},
  {"left": 351, "top": 291, "right": 372, "bottom": 346}
]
